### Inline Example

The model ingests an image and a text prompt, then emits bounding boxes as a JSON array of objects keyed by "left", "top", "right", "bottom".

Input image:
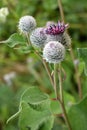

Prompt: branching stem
[
  {"left": 58, "top": 63, "right": 63, "bottom": 102},
  {"left": 58, "top": 0, "right": 82, "bottom": 99},
  {"left": 43, "top": 60, "right": 54, "bottom": 87},
  {"left": 54, "top": 64, "right": 59, "bottom": 99},
  {"left": 54, "top": 63, "right": 72, "bottom": 130},
  {"left": 58, "top": 63, "right": 72, "bottom": 130}
]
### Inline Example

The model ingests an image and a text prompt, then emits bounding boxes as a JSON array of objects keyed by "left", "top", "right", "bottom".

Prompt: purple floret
[{"left": 45, "top": 21, "right": 68, "bottom": 35}]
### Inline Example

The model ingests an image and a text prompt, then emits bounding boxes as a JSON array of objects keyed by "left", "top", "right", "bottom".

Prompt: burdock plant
[
  {"left": 1, "top": 0, "right": 86, "bottom": 130},
  {"left": 2, "top": 12, "right": 72, "bottom": 130},
  {"left": 5, "top": 16, "right": 72, "bottom": 130}
]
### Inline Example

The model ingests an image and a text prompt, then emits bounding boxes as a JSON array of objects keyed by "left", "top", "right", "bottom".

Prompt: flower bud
[
  {"left": 44, "top": 21, "right": 71, "bottom": 48},
  {"left": 43, "top": 41, "right": 65, "bottom": 63},
  {"left": 30, "top": 27, "right": 47, "bottom": 48},
  {"left": 45, "top": 21, "right": 68, "bottom": 35},
  {"left": 18, "top": 15, "right": 36, "bottom": 34}
]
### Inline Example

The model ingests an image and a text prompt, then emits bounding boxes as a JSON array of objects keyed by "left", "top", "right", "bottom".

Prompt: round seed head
[
  {"left": 18, "top": 15, "right": 36, "bottom": 34},
  {"left": 30, "top": 27, "right": 47, "bottom": 48},
  {"left": 43, "top": 41, "right": 65, "bottom": 63}
]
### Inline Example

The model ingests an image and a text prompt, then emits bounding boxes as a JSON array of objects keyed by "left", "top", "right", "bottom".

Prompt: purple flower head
[{"left": 45, "top": 21, "right": 68, "bottom": 35}]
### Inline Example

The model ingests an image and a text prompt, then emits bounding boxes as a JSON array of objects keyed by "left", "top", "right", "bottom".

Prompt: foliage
[
  {"left": 68, "top": 95, "right": 87, "bottom": 130},
  {"left": 0, "top": 0, "right": 87, "bottom": 130},
  {"left": 18, "top": 87, "right": 54, "bottom": 130}
]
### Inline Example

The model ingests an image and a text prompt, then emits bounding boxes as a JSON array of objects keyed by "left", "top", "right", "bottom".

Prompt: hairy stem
[
  {"left": 43, "top": 60, "right": 54, "bottom": 87},
  {"left": 60, "top": 101, "right": 72, "bottom": 130},
  {"left": 54, "top": 64, "right": 59, "bottom": 99},
  {"left": 58, "top": 63, "right": 72, "bottom": 130},
  {"left": 54, "top": 63, "right": 72, "bottom": 130},
  {"left": 58, "top": 0, "right": 82, "bottom": 99},
  {"left": 58, "top": 63, "right": 63, "bottom": 102}
]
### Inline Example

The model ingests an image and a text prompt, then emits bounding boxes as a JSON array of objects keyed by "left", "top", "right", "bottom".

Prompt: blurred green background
[{"left": 0, "top": 0, "right": 87, "bottom": 130}]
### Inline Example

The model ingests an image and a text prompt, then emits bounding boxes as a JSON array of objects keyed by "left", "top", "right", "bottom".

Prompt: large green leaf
[
  {"left": 18, "top": 87, "right": 54, "bottom": 130},
  {"left": 20, "top": 86, "right": 49, "bottom": 105},
  {"left": 77, "top": 48, "right": 87, "bottom": 76},
  {"left": 68, "top": 95, "right": 87, "bottom": 130},
  {"left": 0, "top": 33, "right": 26, "bottom": 47},
  {"left": 19, "top": 102, "right": 54, "bottom": 130}
]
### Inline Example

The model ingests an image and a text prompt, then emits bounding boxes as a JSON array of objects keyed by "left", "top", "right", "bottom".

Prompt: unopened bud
[
  {"left": 18, "top": 15, "right": 36, "bottom": 34},
  {"left": 43, "top": 41, "right": 65, "bottom": 63},
  {"left": 30, "top": 28, "right": 47, "bottom": 48}
]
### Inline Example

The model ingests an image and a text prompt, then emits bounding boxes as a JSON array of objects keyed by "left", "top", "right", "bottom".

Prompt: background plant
[{"left": 0, "top": 0, "right": 87, "bottom": 130}]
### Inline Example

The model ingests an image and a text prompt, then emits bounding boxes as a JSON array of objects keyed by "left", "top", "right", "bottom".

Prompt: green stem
[
  {"left": 58, "top": 63, "right": 63, "bottom": 102},
  {"left": 43, "top": 60, "right": 54, "bottom": 87},
  {"left": 60, "top": 102, "right": 72, "bottom": 130},
  {"left": 54, "top": 64, "right": 59, "bottom": 99},
  {"left": 53, "top": 63, "right": 72, "bottom": 130},
  {"left": 58, "top": 63, "right": 72, "bottom": 130},
  {"left": 58, "top": 0, "right": 82, "bottom": 99}
]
